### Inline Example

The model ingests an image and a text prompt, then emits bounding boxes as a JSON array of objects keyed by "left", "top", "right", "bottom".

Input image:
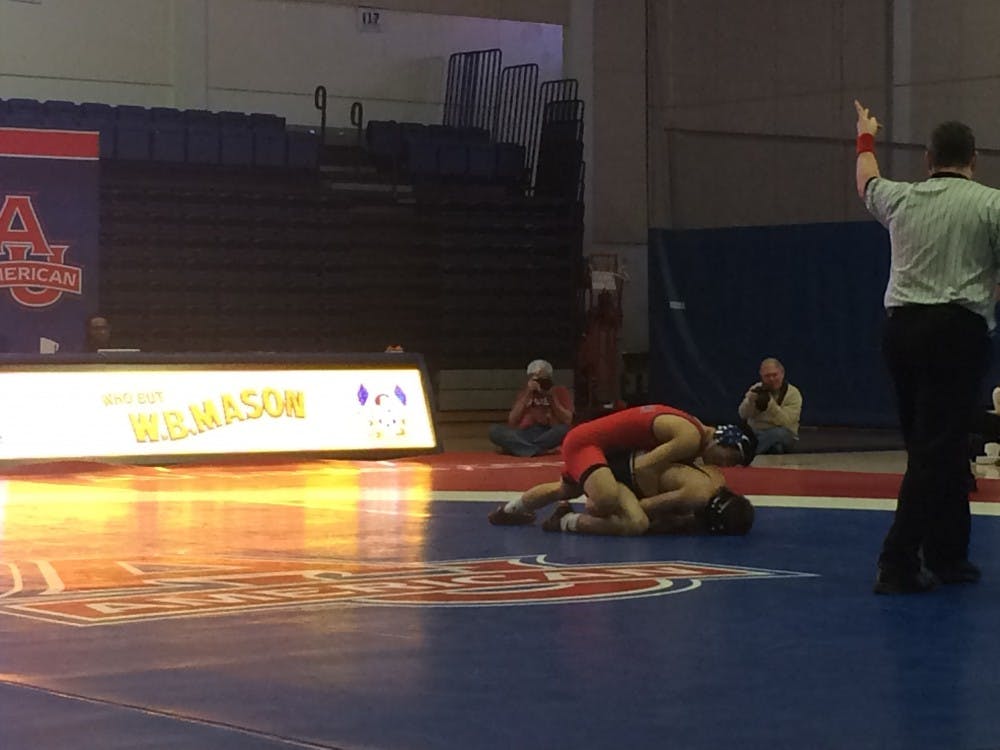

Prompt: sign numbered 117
[{"left": 358, "top": 7, "right": 384, "bottom": 32}]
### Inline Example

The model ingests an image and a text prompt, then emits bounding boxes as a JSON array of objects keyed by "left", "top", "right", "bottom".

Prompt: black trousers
[{"left": 880, "top": 304, "right": 991, "bottom": 572}]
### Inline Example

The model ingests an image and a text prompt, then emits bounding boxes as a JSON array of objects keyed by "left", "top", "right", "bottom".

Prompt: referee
[{"left": 855, "top": 100, "right": 1000, "bottom": 594}]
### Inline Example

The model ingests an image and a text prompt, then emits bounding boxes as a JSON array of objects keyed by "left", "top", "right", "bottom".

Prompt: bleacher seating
[
  {"left": 2, "top": 90, "right": 580, "bottom": 371},
  {"left": 364, "top": 119, "right": 526, "bottom": 189},
  {"left": 0, "top": 98, "right": 317, "bottom": 169}
]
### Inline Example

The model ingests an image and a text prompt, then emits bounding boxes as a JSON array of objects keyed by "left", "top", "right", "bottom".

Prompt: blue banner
[{"left": 0, "top": 128, "right": 100, "bottom": 353}]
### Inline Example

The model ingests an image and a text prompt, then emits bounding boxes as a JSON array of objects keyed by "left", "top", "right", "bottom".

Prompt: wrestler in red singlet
[{"left": 560, "top": 404, "right": 707, "bottom": 485}]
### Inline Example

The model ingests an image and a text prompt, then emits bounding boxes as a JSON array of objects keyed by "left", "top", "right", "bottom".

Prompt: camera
[
  {"left": 535, "top": 376, "right": 553, "bottom": 391},
  {"left": 752, "top": 385, "right": 770, "bottom": 410}
]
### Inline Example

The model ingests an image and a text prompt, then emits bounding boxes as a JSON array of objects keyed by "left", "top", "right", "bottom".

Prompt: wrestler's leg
[
  {"left": 544, "top": 476, "right": 649, "bottom": 536},
  {"left": 488, "top": 478, "right": 579, "bottom": 526},
  {"left": 580, "top": 466, "right": 623, "bottom": 517},
  {"left": 523, "top": 479, "right": 578, "bottom": 511}
]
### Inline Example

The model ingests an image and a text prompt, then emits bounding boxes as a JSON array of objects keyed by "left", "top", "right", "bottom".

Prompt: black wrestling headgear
[{"left": 703, "top": 487, "right": 755, "bottom": 535}]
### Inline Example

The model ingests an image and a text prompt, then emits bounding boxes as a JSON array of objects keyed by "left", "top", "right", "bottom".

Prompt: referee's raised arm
[{"left": 854, "top": 99, "right": 880, "bottom": 198}]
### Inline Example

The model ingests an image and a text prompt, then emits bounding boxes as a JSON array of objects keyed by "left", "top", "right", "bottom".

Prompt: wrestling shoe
[
  {"left": 488, "top": 504, "right": 535, "bottom": 526},
  {"left": 541, "top": 501, "right": 574, "bottom": 532}
]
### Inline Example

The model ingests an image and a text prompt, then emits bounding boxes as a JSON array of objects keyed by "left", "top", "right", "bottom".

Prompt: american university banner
[{"left": 0, "top": 128, "right": 99, "bottom": 353}]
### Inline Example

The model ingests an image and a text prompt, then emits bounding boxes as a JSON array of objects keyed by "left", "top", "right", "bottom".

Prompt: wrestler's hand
[{"left": 854, "top": 100, "right": 878, "bottom": 136}]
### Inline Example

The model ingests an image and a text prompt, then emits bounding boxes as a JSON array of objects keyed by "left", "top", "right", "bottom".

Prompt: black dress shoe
[
  {"left": 927, "top": 560, "right": 981, "bottom": 584},
  {"left": 873, "top": 567, "right": 940, "bottom": 595}
]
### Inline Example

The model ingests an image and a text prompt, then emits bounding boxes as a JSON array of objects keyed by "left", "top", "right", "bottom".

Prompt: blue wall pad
[{"left": 649, "top": 222, "right": 901, "bottom": 427}]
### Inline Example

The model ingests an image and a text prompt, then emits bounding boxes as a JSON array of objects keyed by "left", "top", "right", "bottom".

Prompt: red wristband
[{"left": 856, "top": 132, "right": 875, "bottom": 155}]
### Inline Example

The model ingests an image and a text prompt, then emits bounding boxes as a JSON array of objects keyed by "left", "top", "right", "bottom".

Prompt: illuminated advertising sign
[{"left": 0, "top": 362, "right": 438, "bottom": 462}]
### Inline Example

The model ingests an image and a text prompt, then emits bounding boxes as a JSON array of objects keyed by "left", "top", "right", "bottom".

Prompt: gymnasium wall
[
  {"left": 0, "top": 0, "right": 563, "bottom": 127},
  {"left": 646, "top": 0, "right": 1000, "bottom": 231},
  {"left": 637, "top": 2, "right": 1000, "bottom": 426}
]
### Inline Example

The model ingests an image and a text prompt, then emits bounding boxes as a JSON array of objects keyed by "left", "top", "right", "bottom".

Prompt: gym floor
[{"left": 2, "top": 446, "right": 998, "bottom": 750}]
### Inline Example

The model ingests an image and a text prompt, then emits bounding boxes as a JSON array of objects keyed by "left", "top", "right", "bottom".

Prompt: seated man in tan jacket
[{"left": 738, "top": 357, "right": 802, "bottom": 455}]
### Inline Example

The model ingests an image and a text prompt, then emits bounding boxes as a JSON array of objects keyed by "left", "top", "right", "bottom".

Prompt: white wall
[
  {"left": 0, "top": 0, "right": 173, "bottom": 104},
  {"left": 207, "top": 0, "right": 563, "bottom": 124},
  {"left": 0, "top": 0, "right": 563, "bottom": 126}
]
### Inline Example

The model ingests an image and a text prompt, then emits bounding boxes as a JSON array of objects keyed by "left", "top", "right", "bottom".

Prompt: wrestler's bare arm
[
  {"left": 632, "top": 415, "right": 704, "bottom": 471},
  {"left": 576, "top": 481, "right": 649, "bottom": 536},
  {"left": 638, "top": 463, "right": 724, "bottom": 534},
  {"left": 639, "top": 488, "right": 703, "bottom": 516}
]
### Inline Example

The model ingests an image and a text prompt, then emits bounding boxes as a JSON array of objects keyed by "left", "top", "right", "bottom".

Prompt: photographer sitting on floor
[
  {"left": 738, "top": 357, "right": 803, "bottom": 454},
  {"left": 488, "top": 359, "right": 574, "bottom": 457}
]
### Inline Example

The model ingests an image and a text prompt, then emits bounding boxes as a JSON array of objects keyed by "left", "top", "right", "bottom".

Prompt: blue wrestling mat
[{"left": 0, "top": 461, "right": 998, "bottom": 750}]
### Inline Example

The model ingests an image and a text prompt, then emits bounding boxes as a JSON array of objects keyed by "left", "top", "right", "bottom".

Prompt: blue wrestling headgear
[{"left": 713, "top": 423, "right": 757, "bottom": 466}]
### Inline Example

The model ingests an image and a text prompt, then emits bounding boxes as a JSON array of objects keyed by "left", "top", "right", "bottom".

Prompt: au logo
[
  {"left": 0, "top": 194, "right": 83, "bottom": 307},
  {"left": 0, "top": 556, "right": 813, "bottom": 627}
]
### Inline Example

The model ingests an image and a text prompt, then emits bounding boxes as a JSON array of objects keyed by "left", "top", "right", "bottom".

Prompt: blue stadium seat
[
  {"left": 437, "top": 142, "right": 469, "bottom": 179},
  {"left": 401, "top": 122, "right": 428, "bottom": 139},
  {"left": 430, "top": 124, "right": 489, "bottom": 145},
  {"left": 253, "top": 127, "right": 286, "bottom": 166},
  {"left": 460, "top": 126, "right": 491, "bottom": 143},
  {"left": 248, "top": 112, "right": 287, "bottom": 166},
  {"left": 5, "top": 98, "right": 43, "bottom": 127},
  {"left": 217, "top": 110, "right": 251, "bottom": 128},
  {"left": 406, "top": 136, "right": 437, "bottom": 178},
  {"left": 113, "top": 105, "right": 152, "bottom": 159},
  {"left": 151, "top": 122, "right": 186, "bottom": 162},
  {"left": 286, "top": 129, "right": 319, "bottom": 168},
  {"left": 116, "top": 104, "right": 151, "bottom": 124},
  {"left": 495, "top": 142, "right": 526, "bottom": 184},
  {"left": 183, "top": 109, "right": 216, "bottom": 126},
  {"left": 221, "top": 122, "right": 253, "bottom": 166},
  {"left": 366, "top": 120, "right": 403, "bottom": 168},
  {"left": 249, "top": 112, "right": 286, "bottom": 131},
  {"left": 80, "top": 102, "right": 114, "bottom": 119},
  {"left": 151, "top": 106, "right": 184, "bottom": 124},
  {"left": 115, "top": 122, "right": 151, "bottom": 160},
  {"left": 186, "top": 116, "right": 220, "bottom": 164},
  {"left": 42, "top": 100, "right": 80, "bottom": 129},
  {"left": 467, "top": 144, "right": 497, "bottom": 182}
]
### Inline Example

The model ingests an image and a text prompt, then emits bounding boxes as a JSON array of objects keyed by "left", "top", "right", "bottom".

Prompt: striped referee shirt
[{"left": 864, "top": 173, "right": 1000, "bottom": 329}]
